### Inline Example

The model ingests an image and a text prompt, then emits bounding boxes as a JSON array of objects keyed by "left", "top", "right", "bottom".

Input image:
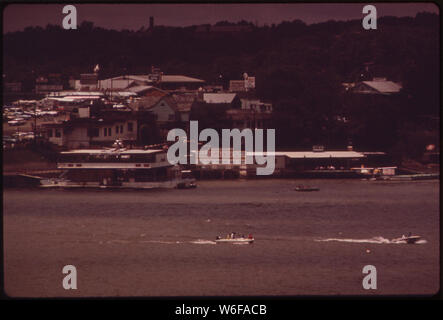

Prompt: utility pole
[{"left": 34, "top": 102, "right": 37, "bottom": 144}]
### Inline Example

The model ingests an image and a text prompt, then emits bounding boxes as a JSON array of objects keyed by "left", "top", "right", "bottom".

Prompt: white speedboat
[
  {"left": 392, "top": 234, "right": 421, "bottom": 244},
  {"left": 215, "top": 233, "right": 254, "bottom": 244}
]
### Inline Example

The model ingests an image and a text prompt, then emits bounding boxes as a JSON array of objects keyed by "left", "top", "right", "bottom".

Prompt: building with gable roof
[{"left": 350, "top": 78, "right": 402, "bottom": 95}]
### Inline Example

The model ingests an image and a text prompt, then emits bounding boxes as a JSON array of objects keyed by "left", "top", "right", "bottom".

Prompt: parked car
[{"left": 8, "top": 119, "right": 26, "bottom": 126}]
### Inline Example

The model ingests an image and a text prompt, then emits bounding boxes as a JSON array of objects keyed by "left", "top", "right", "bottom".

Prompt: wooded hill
[{"left": 3, "top": 13, "right": 439, "bottom": 157}]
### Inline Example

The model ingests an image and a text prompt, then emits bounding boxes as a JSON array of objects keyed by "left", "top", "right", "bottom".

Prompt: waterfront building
[
  {"left": 41, "top": 114, "right": 139, "bottom": 149},
  {"left": 41, "top": 147, "right": 190, "bottom": 189}
]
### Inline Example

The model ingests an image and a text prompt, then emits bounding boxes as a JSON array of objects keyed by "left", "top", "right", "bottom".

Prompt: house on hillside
[
  {"left": 129, "top": 94, "right": 193, "bottom": 140},
  {"left": 42, "top": 114, "right": 139, "bottom": 148},
  {"left": 194, "top": 92, "right": 272, "bottom": 129},
  {"left": 171, "top": 93, "right": 197, "bottom": 123},
  {"left": 225, "top": 98, "right": 273, "bottom": 129},
  {"left": 349, "top": 78, "right": 402, "bottom": 95},
  {"left": 131, "top": 93, "right": 197, "bottom": 123}
]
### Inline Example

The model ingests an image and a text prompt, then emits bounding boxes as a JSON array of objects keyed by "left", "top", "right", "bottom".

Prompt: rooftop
[
  {"left": 362, "top": 80, "right": 402, "bottom": 94},
  {"left": 61, "top": 149, "right": 163, "bottom": 154},
  {"left": 125, "top": 85, "right": 155, "bottom": 94},
  {"left": 132, "top": 96, "right": 165, "bottom": 110},
  {"left": 203, "top": 93, "right": 237, "bottom": 104},
  {"left": 104, "top": 74, "right": 204, "bottom": 85},
  {"left": 171, "top": 93, "right": 197, "bottom": 112},
  {"left": 47, "top": 91, "right": 104, "bottom": 97},
  {"left": 246, "top": 151, "right": 366, "bottom": 159},
  {"left": 98, "top": 79, "right": 136, "bottom": 91},
  {"left": 161, "top": 75, "right": 204, "bottom": 83}
]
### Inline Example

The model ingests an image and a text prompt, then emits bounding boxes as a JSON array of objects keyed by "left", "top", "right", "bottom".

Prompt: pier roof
[
  {"left": 247, "top": 151, "right": 366, "bottom": 159},
  {"left": 61, "top": 149, "right": 163, "bottom": 154},
  {"left": 279, "top": 151, "right": 365, "bottom": 159}
]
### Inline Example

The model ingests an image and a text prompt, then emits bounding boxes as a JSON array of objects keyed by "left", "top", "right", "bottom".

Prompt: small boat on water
[
  {"left": 215, "top": 233, "right": 254, "bottom": 244},
  {"left": 392, "top": 234, "right": 422, "bottom": 244},
  {"left": 176, "top": 170, "right": 197, "bottom": 189},
  {"left": 177, "top": 182, "right": 197, "bottom": 189},
  {"left": 295, "top": 185, "right": 320, "bottom": 192}
]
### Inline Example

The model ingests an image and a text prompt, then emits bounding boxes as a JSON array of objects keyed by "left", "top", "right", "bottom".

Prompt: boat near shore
[{"left": 39, "top": 140, "right": 195, "bottom": 189}]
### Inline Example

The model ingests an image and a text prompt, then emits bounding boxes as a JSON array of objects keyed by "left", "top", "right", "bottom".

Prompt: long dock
[
  {"left": 389, "top": 173, "right": 439, "bottom": 181},
  {"left": 3, "top": 173, "right": 43, "bottom": 187}
]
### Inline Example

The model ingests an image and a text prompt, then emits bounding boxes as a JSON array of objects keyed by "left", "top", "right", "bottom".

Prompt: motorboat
[
  {"left": 295, "top": 185, "right": 320, "bottom": 192},
  {"left": 177, "top": 181, "right": 197, "bottom": 189},
  {"left": 392, "top": 234, "right": 422, "bottom": 244},
  {"left": 215, "top": 233, "right": 254, "bottom": 244},
  {"left": 177, "top": 170, "right": 197, "bottom": 189}
]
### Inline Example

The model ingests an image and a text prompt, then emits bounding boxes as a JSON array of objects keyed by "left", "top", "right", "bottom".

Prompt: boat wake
[
  {"left": 315, "top": 236, "right": 427, "bottom": 244},
  {"left": 139, "top": 240, "right": 182, "bottom": 244},
  {"left": 190, "top": 239, "right": 217, "bottom": 245},
  {"left": 133, "top": 239, "right": 217, "bottom": 245},
  {"left": 106, "top": 239, "right": 132, "bottom": 244}
]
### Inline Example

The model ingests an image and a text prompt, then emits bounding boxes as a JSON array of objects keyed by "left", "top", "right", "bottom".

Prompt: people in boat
[{"left": 248, "top": 234, "right": 253, "bottom": 239}]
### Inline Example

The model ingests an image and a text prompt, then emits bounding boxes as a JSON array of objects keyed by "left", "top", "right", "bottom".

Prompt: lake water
[{"left": 3, "top": 179, "right": 440, "bottom": 297}]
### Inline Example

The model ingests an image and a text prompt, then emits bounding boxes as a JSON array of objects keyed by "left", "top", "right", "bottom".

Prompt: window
[
  {"left": 120, "top": 125, "right": 124, "bottom": 133},
  {"left": 116, "top": 126, "right": 119, "bottom": 134},
  {"left": 87, "top": 128, "right": 99, "bottom": 137},
  {"left": 48, "top": 129, "right": 53, "bottom": 138},
  {"left": 127, "top": 122, "right": 133, "bottom": 132},
  {"left": 168, "top": 114, "right": 175, "bottom": 121},
  {"left": 103, "top": 127, "right": 112, "bottom": 136},
  {"left": 55, "top": 129, "right": 61, "bottom": 138}
]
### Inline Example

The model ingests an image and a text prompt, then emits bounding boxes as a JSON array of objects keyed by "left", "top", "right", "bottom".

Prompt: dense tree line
[{"left": 3, "top": 13, "right": 439, "bottom": 158}]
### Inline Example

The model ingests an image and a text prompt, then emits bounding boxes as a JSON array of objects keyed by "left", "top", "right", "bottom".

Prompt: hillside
[{"left": 3, "top": 13, "right": 440, "bottom": 156}]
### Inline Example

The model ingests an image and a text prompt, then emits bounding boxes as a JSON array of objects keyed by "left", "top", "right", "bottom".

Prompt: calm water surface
[{"left": 3, "top": 179, "right": 440, "bottom": 296}]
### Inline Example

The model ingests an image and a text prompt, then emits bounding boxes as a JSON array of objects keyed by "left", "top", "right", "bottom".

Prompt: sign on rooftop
[
  {"left": 246, "top": 77, "right": 255, "bottom": 89},
  {"left": 229, "top": 80, "right": 247, "bottom": 92},
  {"left": 229, "top": 77, "right": 255, "bottom": 92},
  {"left": 80, "top": 73, "right": 98, "bottom": 85}
]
